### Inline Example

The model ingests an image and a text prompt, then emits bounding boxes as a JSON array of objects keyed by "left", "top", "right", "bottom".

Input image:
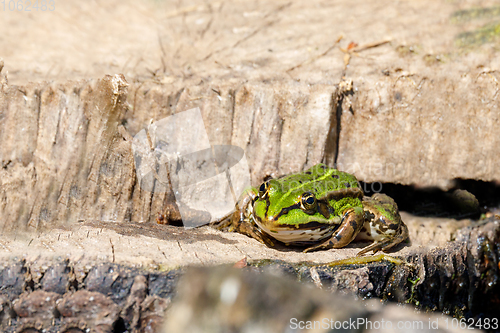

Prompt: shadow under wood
[
  {"left": 361, "top": 178, "right": 500, "bottom": 220},
  {"left": 82, "top": 220, "right": 239, "bottom": 245}
]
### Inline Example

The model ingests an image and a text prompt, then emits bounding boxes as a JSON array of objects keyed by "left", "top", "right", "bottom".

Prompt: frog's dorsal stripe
[{"left": 322, "top": 188, "right": 363, "bottom": 201}]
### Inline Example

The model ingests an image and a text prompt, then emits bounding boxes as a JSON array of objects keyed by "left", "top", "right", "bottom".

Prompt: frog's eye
[
  {"left": 301, "top": 192, "right": 317, "bottom": 212},
  {"left": 259, "top": 181, "right": 270, "bottom": 199}
]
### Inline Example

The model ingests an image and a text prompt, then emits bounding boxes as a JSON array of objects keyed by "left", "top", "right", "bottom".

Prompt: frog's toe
[
  {"left": 356, "top": 241, "right": 397, "bottom": 256},
  {"left": 356, "top": 242, "right": 385, "bottom": 256},
  {"left": 359, "top": 239, "right": 403, "bottom": 256},
  {"left": 241, "top": 224, "right": 274, "bottom": 247},
  {"left": 357, "top": 222, "right": 409, "bottom": 256},
  {"left": 303, "top": 243, "right": 326, "bottom": 253}
]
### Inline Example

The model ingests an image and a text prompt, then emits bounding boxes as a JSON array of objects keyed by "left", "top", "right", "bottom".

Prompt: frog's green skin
[{"left": 218, "top": 164, "right": 408, "bottom": 256}]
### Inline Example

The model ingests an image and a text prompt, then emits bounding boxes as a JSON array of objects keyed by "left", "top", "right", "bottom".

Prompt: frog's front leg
[
  {"left": 210, "top": 188, "right": 274, "bottom": 247},
  {"left": 356, "top": 193, "right": 409, "bottom": 256},
  {"left": 303, "top": 206, "right": 365, "bottom": 253}
]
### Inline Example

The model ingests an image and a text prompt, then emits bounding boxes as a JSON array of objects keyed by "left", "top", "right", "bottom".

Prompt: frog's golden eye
[
  {"left": 301, "top": 192, "right": 317, "bottom": 212},
  {"left": 259, "top": 181, "right": 270, "bottom": 199}
]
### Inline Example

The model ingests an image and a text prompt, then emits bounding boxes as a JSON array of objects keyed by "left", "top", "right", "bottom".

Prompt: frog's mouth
[{"left": 254, "top": 218, "right": 338, "bottom": 244}]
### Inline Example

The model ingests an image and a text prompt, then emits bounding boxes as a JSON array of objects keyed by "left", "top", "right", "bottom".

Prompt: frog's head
[{"left": 252, "top": 164, "right": 362, "bottom": 232}]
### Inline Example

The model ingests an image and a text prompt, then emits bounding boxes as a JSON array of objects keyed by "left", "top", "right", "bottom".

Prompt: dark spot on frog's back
[
  {"left": 364, "top": 211, "right": 375, "bottom": 221},
  {"left": 344, "top": 182, "right": 351, "bottom": 188},
  {"left": 331, "top": 174, "right": 339, "bottom": 179},
  {"left": 388, "top": 223, "right": 399, "bottom": 230},
  {"left": 305, "top": 171, "right": 312, "bottom": 175}
]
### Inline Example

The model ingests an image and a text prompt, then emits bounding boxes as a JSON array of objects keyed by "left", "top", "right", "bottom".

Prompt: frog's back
[
  {"left": 265, "top": 164, "right": 363, "bottom": 217},
  {"left": 280, "top": 164, "right": 361, "bottom": 198}
]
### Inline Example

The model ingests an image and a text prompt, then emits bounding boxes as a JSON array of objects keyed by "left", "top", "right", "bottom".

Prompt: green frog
[{"left": 215, "top": 164, "right": 408, "bottom": 256}]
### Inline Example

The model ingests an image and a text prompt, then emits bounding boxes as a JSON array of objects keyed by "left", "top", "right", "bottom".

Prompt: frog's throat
[{"left": 252, "top": 214, "right": 341, "bottom": 244}]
